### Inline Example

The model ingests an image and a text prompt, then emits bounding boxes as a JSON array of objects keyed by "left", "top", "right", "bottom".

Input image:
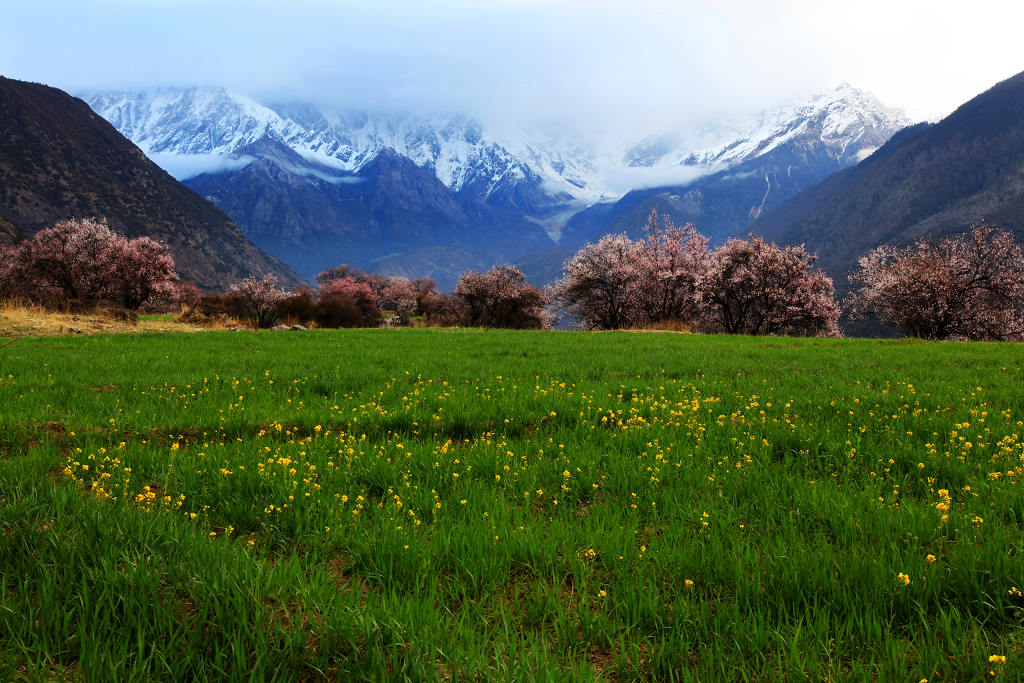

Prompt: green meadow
[{"left": 2, "top": 329, "right": 1023, "bottom": 681}]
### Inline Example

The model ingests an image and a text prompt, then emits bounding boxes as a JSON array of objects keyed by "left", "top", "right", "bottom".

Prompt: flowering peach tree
[
  {"left": 20, "top": 217, "right": 119, "bottom": 300},
  {"left": 105, "top": 236, "right": 178, "bottom": 310},
  {"left": 454, "top": 265, "right": 550, "bottom": 329},
  {"left": 550, "top": 234, "right": 642, "bottom": 330},
  {"left": 379, "top": 277, "right": 418, "bottom": 325},
  {"left": 0, "top": 243, "right": 20, "bottom": 298},
  {"left": 7, "top": 217, "right": 179, "bottom": 310},
  {"left": 848, "top": 224, "right": 1024, "bottom": 340},
  {"left": 227, "top": 274, "right": 288, "bottom": 328},
  {"left": 698, "top": 236, "right": 840, "bottom": 337},
  {"left": 632, "top": 209, "right": 709, "bottom": 325}
]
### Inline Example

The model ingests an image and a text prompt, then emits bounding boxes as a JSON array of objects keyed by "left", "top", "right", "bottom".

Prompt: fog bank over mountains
[
  {"left": 4, "top": 0, "right": 1022, "bottom": 137},
  {"left": 84, "top": 82, "right": 909, "bottom": 200}
]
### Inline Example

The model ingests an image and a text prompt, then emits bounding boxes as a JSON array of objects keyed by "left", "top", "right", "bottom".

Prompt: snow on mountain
[
  {"left": 86, "top": 88, "right": 301, "bottom": 158},
  {"left": 83, "top": 83, "right": 910, "bottom": 235},
  {"left": 625, "top": 83, "right": 911, "bottom": 173},
  {"left": 83, "top": 88, "right": 604, "bottom": 206}
]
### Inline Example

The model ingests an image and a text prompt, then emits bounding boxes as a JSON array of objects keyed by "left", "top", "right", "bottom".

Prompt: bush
[
  {"left": 420, "top": 289, "right": 458, "bottom": 327},
  {"left": 313, "top": 294, "right": 381, "bottom": 328},
  {"left": 278, "top": 287, "right": 315, "bottom": 325},
  {"left": 179, "top": 294, "right": 249, "bottom": 325},
  {"left": 454, "top": 265, "right": 550, "bottom": 329}
]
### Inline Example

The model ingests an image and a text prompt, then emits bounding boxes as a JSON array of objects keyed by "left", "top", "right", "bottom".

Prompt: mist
[{"left": 3, "top": 0, "right": 1022, "bottom": 140}]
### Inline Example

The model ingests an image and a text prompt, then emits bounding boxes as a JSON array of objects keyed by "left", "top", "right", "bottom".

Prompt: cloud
[
  {"left": 2, "top": 0, "right": 1022, "bottom": 136},
  {"left": 149, "top": 153, "right": 255, "bottom": 180},
  {"left": 597, "top": 164, "right": 710, "bottom": 194},
  {"left": 853, "top": 147, "right": 878, "bottom": 163}
]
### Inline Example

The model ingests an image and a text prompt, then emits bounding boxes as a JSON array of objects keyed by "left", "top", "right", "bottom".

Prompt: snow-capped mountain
[
  {"left": 625, "top": 83, "right": 911, "bottom": 172},
  {"left": 85, "top": 83, "right": 908, "bottom": 222},
  {"left": 560, "top": 84, "right": 911, "bottom": 259},
  {"left": 83, "top": 83, "right": 910, "bottom": 286},
  {"left": 84, "top": 88, "right": 605, "bottom": 210}
]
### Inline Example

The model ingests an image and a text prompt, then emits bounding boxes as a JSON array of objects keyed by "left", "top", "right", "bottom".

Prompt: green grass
[{"left": 2, "top": 328, "right": 1024, "bottom": 681}]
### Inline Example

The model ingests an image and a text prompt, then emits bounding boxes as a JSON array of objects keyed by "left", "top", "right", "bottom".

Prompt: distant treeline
[{"left": 3, "top": 212, "right": 1023, "bottom": 341}]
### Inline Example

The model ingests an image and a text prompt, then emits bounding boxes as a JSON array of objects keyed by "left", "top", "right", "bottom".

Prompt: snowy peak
[
  {"left": 626, "top": 84, "right": 911, "bottom": 171},
  {"left": 83, "top": 83, "right": 911, "bottom": 223},
  {"left": 83, "top": 88, "right": 602, "bottom": 207},
  {"left": 84, "top": 87, "right": 300, "bottom": 156}
]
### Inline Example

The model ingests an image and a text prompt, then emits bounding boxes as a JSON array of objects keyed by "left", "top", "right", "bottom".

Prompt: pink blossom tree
[
  {"left": 848, "top": 224, "right": 1024, "bottom": 341},
  {"left": 380, "top": 277, "right": 418, "bottom": 325},
  {"left": 316, "top": 264, "right": 358, "bottom": 285},
  {"left": 632, "top": 209, "right": 709, "bottom": 325},
  {"left": 21, "top": 217, "right": 117, "bottom": 300},
  {"left": 105, "top": 236, "right": 178, "bottom": 310},
  {"left": 316, "top": 276, "right": 381, "bottom": 327},
  {"left": 317, "top": 264, "right": 387, "bottom": 298},
  {"left": 550, "top": 234, "right": 641, "bottom": 330},
  {"left": 0, "top": 243, "right": 23, "bottom": 298},
  {"left": 9, "top": 218, "right": 180, "bottom": 310},
  {"left": 411, "top": 278, "right": 439, "bottom": 303},
  {"left": 227, "top": 274, "right": 288, "bottom": 328},
  {"left": 454, "top": 265, "right": 550, "bottom": 329},
  {"left": 698, "top": 236, "right": 840, "bottom": 337},
  {"left": 319, "top": 276, "right": 378, "bottom": 308}
]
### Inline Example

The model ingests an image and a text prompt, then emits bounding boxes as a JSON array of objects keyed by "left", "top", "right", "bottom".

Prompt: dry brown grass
[
  {"left": 0, "top": 301, "right": 232, "bottom": 338},
  {"left": 635, "top": 320, "right": 694, "bottom": 333}
]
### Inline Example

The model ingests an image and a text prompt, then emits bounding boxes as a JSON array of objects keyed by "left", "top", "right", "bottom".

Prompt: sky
[{"left": 2, "top": 0, "right": 1023, "bottom": 136}]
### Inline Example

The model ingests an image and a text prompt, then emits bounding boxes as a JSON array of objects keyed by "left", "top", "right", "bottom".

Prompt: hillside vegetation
[{"left": 2, "top": 330, "right": 1024, "bottom": 680}]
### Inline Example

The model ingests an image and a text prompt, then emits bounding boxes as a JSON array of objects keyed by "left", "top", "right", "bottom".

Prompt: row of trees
[
  {"left": 554, "top": 215, "right": 1024, "bottom": 341},
  {"left": 3, "top": 215, "right": 1022, "bottom": 340},
  {"left": 551, "top": 211, "right": 840, "bottom": 336},
  {"left": 256, "top": 213, "right": 840, "bottom": 336},
  {"left": 223, "top": 264, "right": 550, "bottom": 330},
  {"left": 0, "top": 218, "right": 186, "bottom": 311},
  {"left": 551, "top": 215, "right": 1024, "bottom": 341},
  {"left": 219, "top": 267, "right": 457, "bottom": 330}
]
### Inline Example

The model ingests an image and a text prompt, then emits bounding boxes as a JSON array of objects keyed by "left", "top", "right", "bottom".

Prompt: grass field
[{"left": 2, "top": 329, "right": 1024, "bottom": 680}]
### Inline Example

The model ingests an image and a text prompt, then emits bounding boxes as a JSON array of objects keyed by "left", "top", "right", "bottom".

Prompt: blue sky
[{"left": 2, "top": 0, "right": 1022, "bottom": 131}]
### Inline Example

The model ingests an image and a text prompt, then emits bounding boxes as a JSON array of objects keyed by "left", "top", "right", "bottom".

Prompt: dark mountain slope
[
  {"left": 186, "top": 147, "right": 556, "bottom": 285},
  {"left": 560, "top": 141, "right": 855, "bottom": 250},
  {"left": 0, "top": 77, "right": 299, "bottom": 289},
  {"left": 752, "top": 71, "right": 1024, "bottom": 282}
]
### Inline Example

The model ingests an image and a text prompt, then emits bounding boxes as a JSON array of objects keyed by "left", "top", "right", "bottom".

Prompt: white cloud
[
  {"left": 149, "top": 153, "right": 255, "bottom": 180},
  {"left": 597, "top": 164, "right": 710, "bottom": 194},
  {"left": 1, "top": 0, "right": 1021, "bottom": 135},
  {"left": 854, "top": 147, "right": 878, "bottom": 163}
]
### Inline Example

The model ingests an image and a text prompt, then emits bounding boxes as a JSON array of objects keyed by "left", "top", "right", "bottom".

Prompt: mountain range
[
  {"left": 559, "top": 85, "right": 910, "bottom": 250},
  {"left": 84, "top": 84, "right": 909, "bottom": 286},
  {"left": 0, "top": 77, "right": 298, "bottom": 290}
]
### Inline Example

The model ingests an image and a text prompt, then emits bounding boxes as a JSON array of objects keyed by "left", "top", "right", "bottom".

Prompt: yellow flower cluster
[{"left": 53, "top": 370, "right": 1024, "bottom": 593}]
